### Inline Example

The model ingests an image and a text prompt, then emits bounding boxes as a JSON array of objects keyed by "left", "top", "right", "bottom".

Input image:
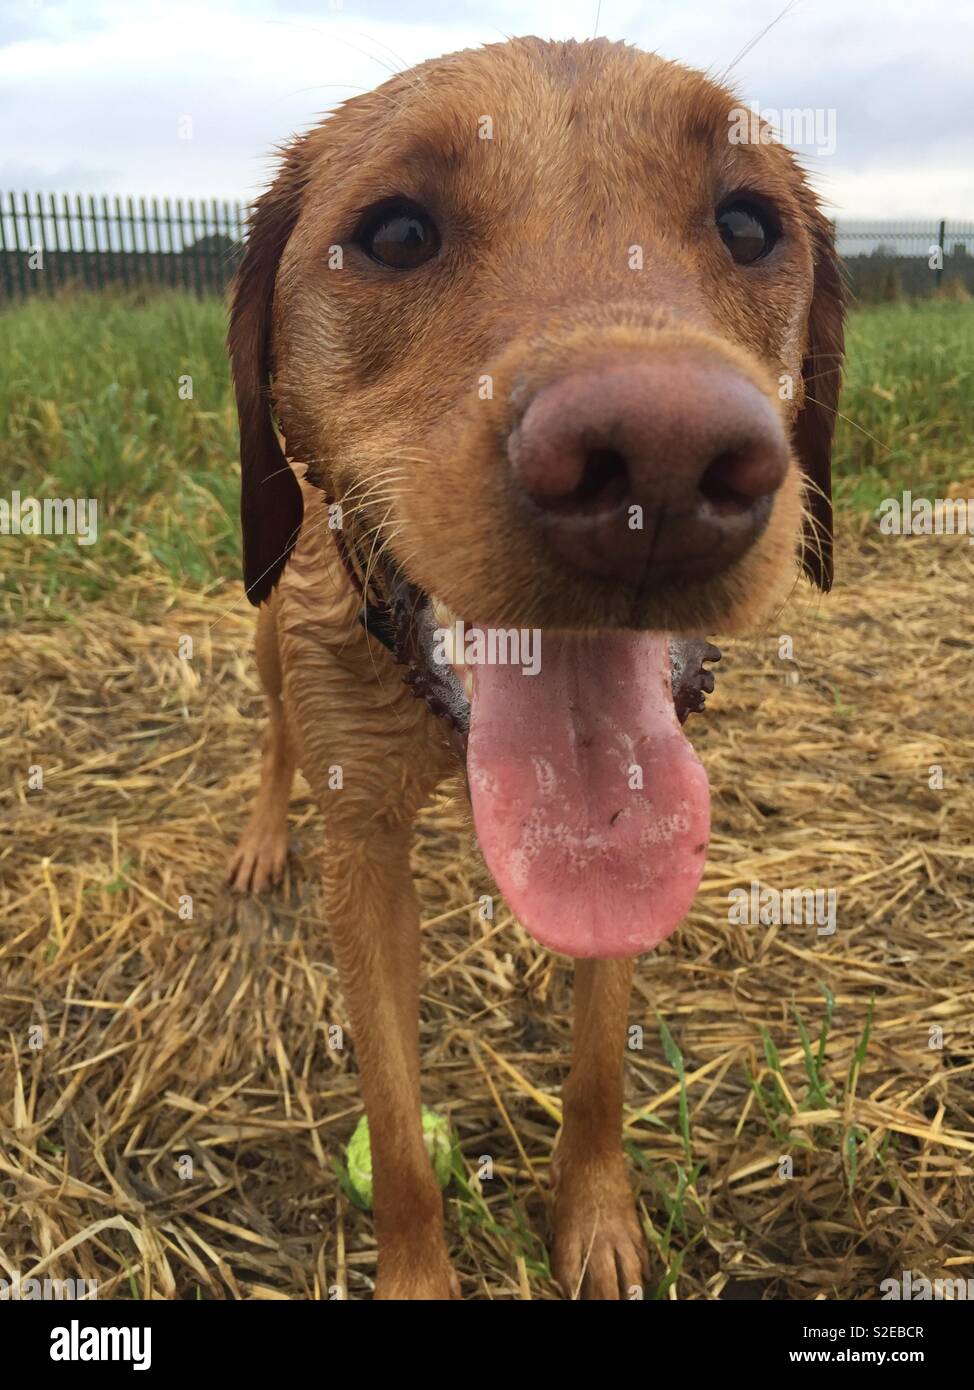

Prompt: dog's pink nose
[{"left": 507, "top": 356, "right": 790, "bottom": 585}]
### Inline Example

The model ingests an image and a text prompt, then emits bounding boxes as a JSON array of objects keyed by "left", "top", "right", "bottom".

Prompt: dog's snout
[{"left": 507, "top": 356, "right": 790, "bottom": 586}]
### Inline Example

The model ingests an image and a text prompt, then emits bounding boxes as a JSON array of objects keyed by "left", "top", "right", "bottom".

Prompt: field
[
  {"left": 2, "top": 293, "right": 973, "bottom": 602},
  {"left": 0, "top": 294, "right": 972, "bottom": 1300}
]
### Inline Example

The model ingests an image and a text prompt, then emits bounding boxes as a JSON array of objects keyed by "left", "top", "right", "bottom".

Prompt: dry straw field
[{"left": 2, "top": 517, "right": 972, "bottom": 1300}]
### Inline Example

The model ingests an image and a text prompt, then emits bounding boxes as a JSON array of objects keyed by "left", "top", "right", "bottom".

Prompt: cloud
[{"left": 0, "top": 0, "right": 970, "bottom": 219}]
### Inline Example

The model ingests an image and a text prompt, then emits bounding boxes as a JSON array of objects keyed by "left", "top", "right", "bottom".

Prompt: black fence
[
  {"left": 1, "top": 193, "right": 973, "bottom": 303},
  {"left": 835, "top": 220, "right": 974, "bottom": 301},
  {"left": 0, "top": 192, "right": 245, "bottom": 300}
]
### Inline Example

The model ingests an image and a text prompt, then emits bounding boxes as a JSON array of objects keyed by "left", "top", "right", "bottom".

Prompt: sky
[{"left": 1, "top": 0, "right": 972, "bottom": 224}]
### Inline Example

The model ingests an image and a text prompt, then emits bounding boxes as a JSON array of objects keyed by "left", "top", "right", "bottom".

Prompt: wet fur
[{"left": 227, "top": 37, "right": 844, "bottom": 1299}]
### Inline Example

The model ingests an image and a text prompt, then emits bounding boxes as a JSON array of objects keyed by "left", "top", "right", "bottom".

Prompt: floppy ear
[
  {"left": 228, "top": 142, "right": 309, "bottom": 604},
  {"left": 793, "top": 210, "right": 846, "bottom": 592}
]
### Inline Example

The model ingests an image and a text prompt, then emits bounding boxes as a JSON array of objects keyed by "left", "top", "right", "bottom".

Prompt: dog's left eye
[
  {"left": 355, "top": 200, "right": 440, "bottom": 270},
  {"left": 715, "top": 199, "right": 780, "bottom": 265}
]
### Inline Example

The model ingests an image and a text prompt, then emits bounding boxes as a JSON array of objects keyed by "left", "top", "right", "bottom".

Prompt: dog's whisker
[
  {"left": 335, "top": 471, "right": 409, "bottom": 507},
  {"left": 340, "top": 480, "right": 403, "bottom": 499},
  {"left": 258, "top": 462, "right": 303, "bottom": 487},
  {"left": 721, "top": 0, "right": 800, "bottom": 79},
  {"left": 340, "top": 493, "right": 400, "bottom": 524},
  {"left": 360, "top": 503, "right": 395, "bottom": 601},
  {"left": 805, "top": 394, "right": 891, "bottom": 452}
]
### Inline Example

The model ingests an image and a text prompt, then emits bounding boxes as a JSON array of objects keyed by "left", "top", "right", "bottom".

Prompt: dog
[{"left": 225, "top": 36, "right": 844, "bottom": 1299}]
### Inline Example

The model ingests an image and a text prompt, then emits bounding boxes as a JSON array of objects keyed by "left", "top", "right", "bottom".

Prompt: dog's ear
[
  {"left": 228, "top": 141, "right": 309, "bottom": 604},
  {"left": 794, "top": 208, "right": 845, "bottom": 592}
]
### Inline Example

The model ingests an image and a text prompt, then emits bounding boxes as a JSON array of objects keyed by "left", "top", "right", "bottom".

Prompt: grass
[
  {"left": 832, "top": 299, "right": 974, "bottom": 510},
  {"left": 0, "top": 290, "right": 972, "bottom": 607},
  {"left": 0, "top": 291, "right": 239, "bottom": 603}
]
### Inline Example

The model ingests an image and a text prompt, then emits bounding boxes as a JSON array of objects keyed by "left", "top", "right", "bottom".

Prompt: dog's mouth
[{"left": 358, "top": 556, "right": 719, "bottom": 959}]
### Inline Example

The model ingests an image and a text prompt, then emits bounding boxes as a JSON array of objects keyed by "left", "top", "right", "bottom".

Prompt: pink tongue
[{"left": 467, "top": 631, "right": 710, "bottom": 958}]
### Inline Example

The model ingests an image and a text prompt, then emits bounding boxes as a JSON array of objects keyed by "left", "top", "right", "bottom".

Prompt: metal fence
[
  {"left": 833, "top": 220, "right": 974, "bottom": 259},
  {"left": 1, "top": 193, "right": 973, "bottom": 302},
  {"left": 0, "top": 192, "right": 245, "bottom": 300},
  {"left": 834, "top": 220, "right": 974, "bottom": 300}
]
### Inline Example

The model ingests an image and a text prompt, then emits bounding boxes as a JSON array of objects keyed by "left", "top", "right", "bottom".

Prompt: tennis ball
[
  {"left": 345, "top": 1107, "right": 452, "bottom": 1210},
  {"left": 422, "top": 1106, "right": 454, "bottom": 1190},
  {"left": 345, "top": 1115, "right": 375, "bottom": 1209}
]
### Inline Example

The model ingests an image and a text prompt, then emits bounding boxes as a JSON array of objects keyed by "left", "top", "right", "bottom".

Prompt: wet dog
[{"left": 227, "top": 36, "right": 844, "bottom": 1298}]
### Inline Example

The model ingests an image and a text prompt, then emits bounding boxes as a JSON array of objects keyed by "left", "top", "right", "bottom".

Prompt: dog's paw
[
  {"left": 227, "top": 814, "right": 289, "bottom": 893},
  {"left": 551, "top": 1157, "right": 650, "bottom": 1300}
]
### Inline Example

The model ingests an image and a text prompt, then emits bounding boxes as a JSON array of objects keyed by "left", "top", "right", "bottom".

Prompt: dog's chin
[
  {"left": 408, "top": 554, "right": 780, "bottom": 639},
  {"left": 390, "top": 497, "right": 800, "bottom": 639}
]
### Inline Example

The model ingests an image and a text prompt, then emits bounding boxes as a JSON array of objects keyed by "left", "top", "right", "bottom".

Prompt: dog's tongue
[{"left": 467, "top": 631, "right": 709, "bottom": 958}]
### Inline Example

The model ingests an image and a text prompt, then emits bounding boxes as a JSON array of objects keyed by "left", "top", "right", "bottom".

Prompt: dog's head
[{"left": 229, "top": 37, "right": 845, "bottom": 958}]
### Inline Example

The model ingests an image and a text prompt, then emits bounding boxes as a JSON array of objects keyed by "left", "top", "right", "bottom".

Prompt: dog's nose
[{"left": 507, "top": 357, "right": 790, "bottom": 585}]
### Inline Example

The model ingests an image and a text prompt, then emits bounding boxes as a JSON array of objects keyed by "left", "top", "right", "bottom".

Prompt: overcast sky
[{"left": 1, "top": 0, "right": 971, "bottom": 222}]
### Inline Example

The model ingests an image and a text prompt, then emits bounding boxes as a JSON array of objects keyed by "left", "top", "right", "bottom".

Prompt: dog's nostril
[
  {"left": 570, "top": 447, "right": 629, "bottom": 511},
  {"left": 699, "top": 450, "right": 771, "bottom": 516},
  {"left": 527, "top": 445, "right": 630, "bottom": 516},
  {"left": 700, "top": 451, "right": 750, "bottom": 515}
]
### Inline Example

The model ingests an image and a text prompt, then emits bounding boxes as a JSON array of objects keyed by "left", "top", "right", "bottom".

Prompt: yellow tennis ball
[{"left": 345, "top": 1107, "right": 452, "bottom": 1210}]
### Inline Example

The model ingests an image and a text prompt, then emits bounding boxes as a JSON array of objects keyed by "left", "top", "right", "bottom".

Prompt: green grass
[
  {"left": 833, "top": 299, "right": 974, "bottom": 510},
  {"left": 0, "top": 290, "right": 239, "bottom": 602},
  {"left": 0, "top": 290, "right": 971, "bottom": 602},
  {"left": 621, "top": 991, "right": 885, "bottom": 1297}
]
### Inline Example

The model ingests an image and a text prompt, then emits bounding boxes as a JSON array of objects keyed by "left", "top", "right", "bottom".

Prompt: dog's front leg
[
  {"left": 323, "top": 829, "right": 459, "bottom": 1300},
  {"left": 551, "top": 958, "right": 650, "bottom": 1300}
]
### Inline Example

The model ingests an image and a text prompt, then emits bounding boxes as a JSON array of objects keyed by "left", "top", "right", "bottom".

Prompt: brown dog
[{"left": 226, "top": 36, "right": 844, "bottom": 1299}]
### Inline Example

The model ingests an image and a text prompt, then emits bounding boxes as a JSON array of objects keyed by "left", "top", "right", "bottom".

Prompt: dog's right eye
[
  {"left": 715, "top": 198, "right": 780, "bottom": 265},
  {"left": 354, "top": 200, "right": 441, "bottom": 270}
]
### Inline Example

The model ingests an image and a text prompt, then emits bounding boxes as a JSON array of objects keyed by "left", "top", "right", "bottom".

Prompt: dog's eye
[
  {"left": 715, "top": 199, "right": 780, "bottom": 265},
  {"left": 355, "top": 200, "right": 440, "bottom": 270}
]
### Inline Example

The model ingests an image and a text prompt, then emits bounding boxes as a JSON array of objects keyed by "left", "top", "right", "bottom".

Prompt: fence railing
[
  {"left": 834, "top": 220, "right": 974, "bottom": 300},
  {"left": 833, "top": 220, "right": 974, "bottom": 259},
  {"left": 1, "top": 194, "right": 973, "bottom": 302},
  {"left": 0, "top": 192, "right": 246, "bottom": 300}
]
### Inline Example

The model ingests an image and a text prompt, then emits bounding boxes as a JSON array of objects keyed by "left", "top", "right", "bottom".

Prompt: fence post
[
  {"left": 114, "top": 195, "right": 130, "bottom": 289},
  {"left": 37, "top": 191, "right": 55, "bottom": 294},
  {"left": 62, "top": 193, "right": 75, "bottom": 286},
  {"left": 175, "top": 198, "right": 188, "bottom": 292},
  {"left": 0, "top": 193, "right": 13, "bottom": 300},
  {"left": 143, "top": 196, "right": 155, "bottom": 289},
  {"left": 100, "top": 195, "right": 113, "bottom": 289},
  {"left": 74, "top": 194, "right": 88, "bottom": 289},
  {"left": 88, "top": 195, "right": 104, "bottom": 289},
  {"left": 214, "top": 196, "right": 229, "bottom": 293},
  {"left": 163, "top": 197, "right": 176, "bottom": 288},
  {"left": 937, "top": 219, "right": 945, "bottom": 290},
  {"left": 22, "top": 191, "right": 37, "bottom": 294},
  {"left": 131, "top": 196, "right": 143, "bottom": 287},
  {"left": 14, "top": 192, "right": 28, "bottom": 296}
]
